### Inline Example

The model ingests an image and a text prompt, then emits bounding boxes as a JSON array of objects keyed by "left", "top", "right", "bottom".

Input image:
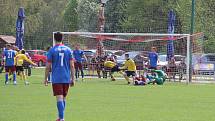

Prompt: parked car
[
  {"left": 116, "top": 51, "right": 147, "bottom": 69},
  {"left": 113, "top": 50, "right": 125, "bottom": 56},
  {"left": 192, "top": 53, "right": 215, "bottom": 75},
  {"left": 83, "top": 50, "right": 96, "bottom": 61},
  {"left": 26, "top": 50, "right": 47, "bottom": 67},
  {"left": 157, "top": 55, "right": 186, "bottom": 71}
]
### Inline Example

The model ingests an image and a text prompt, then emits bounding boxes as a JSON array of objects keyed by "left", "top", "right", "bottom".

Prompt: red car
[{"left": 26, "top": 50, "right": 47, "bottom": 66}]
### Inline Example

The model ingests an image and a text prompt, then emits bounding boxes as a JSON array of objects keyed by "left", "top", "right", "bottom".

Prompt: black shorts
[
  {"left": 16, "top": 66, "right": 24, "bottom": 72},
  {"left": 111, "top": 65, "right": 120, "bottom": 72},
  {"left": 125, "top": 71, "right": 136, "bottom": 77},
  {"left": 149, "top": 66, "right": 157, "bottom": 70}
]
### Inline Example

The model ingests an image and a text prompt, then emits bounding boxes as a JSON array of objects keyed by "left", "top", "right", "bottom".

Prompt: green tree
[
  {"left": 34, "top": 0, "right": 68, "bottom": 49},
  {"left": 172, "top": 0, "right": 215, "bottom": 53},
  {"left": 77, "top": 0, "right": 99, "bottom": 32},
  {"left": 105, "top": 0, "right": 128, "bottom": 32},
  {"left": 121, "top": 0, "right": 170, "bottom": 33},
  {"left": 64, "top": 0, "right": 78, "bottom": 31}
]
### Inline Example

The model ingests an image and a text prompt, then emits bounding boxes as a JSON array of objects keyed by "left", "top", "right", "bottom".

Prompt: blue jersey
[
  {"left": 73, "top": 50, "right": 84, "bottom": 63},
  {"left": 47, "top": 44, "right": 73, "bottom": 84},
  {"left": 148, "top": 52, "right": 158, "bottom": 68},
  {"left": 4, "top": 49, "right": 16, "bottom": 66}
]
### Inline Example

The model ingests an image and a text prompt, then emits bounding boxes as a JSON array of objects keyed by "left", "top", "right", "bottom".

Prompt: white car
[
  {"left": 157, "top": 55, "right": 186, "bottom": 71},
  {"left": 192, "top": 53, "right": 215, "bottom": 75},
  {"left": 116, "top": 51, "right": 146, "bottom": 66}
]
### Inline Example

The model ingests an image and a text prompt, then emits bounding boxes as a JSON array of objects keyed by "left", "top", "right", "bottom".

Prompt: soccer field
[{"left": 0, "top": 68, "right": 215, "bottom": 121}]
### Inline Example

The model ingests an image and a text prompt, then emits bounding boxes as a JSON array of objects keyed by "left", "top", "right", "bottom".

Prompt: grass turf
[{"left": 0, "top": 68, "right": 215, "bottom": 121}]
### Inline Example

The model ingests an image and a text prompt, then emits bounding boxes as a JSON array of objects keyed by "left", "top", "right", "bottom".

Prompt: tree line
[{"left": 0, "top": 0, "right": 214, "bottom": 53}]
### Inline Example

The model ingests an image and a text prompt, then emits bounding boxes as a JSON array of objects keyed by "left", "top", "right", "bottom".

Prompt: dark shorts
[
  {"left": 149, "top": 66, "right": 157, "bottom": 70},
  {"left": 52, "top": 83, "right": 70, "bottom": 97},
  {"left": 5, "top": 66, "right": 16, "bottom": 72},
  {"left": 74, "top": 62, "right": 83, "bottom": 70},
  {"left": 16, "top": 66, "right": 24, "bottom": 72},
  {"left": 111, "top": 65, "right": 120, "bottom": 72},
  {"left": 125, "top": 71, "right": 136, "bottom": 77}
]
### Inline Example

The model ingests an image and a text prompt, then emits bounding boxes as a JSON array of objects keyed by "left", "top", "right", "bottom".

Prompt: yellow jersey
[
  {"left": 15, "top": 54, "right": 35, "bottom": 66},
  {"left": 121, "top": 58, "right": 136, "bottom": 71},
  {"left": 104, "top": 61, "right": 116, "bottom": 68}
]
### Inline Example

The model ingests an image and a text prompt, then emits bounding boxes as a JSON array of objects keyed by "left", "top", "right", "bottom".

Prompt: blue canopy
[
  {"left": 16, "top": 7, "right": 25, "bottom": 50},
  {"left": 167, "top": 10, "right": 175, "bottom": 61}
]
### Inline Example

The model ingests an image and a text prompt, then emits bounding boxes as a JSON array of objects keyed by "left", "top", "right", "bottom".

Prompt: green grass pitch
[{"left": 0, "top": 68, "right": 215, "bottom": 121}]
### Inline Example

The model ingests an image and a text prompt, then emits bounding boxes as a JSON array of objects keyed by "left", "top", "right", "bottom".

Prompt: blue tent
[
  {"left": 16, "top": 7, "right": 25, "bottom": 50},
  {"left": 167, "top": 10, "right": 175, "bottom": 61}
]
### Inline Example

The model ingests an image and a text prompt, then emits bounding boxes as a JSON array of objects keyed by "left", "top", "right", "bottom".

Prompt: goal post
[{"left": 52, "top": 32, "right": 200, "bottom": 83}]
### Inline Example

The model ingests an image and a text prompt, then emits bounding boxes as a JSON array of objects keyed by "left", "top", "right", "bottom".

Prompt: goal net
[{"left": 53, "top": 32, "right": 205, "bottom": 83}]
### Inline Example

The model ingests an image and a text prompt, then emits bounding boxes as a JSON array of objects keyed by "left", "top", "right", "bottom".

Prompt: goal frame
[{"left": 53, "top": 32, "right": 191, "bottom": 84}]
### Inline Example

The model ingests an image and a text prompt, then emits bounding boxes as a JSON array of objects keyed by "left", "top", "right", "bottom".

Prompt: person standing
[
  {"left": 73, "top": 43, "right": 87, "bottom": 81},
  {"left": 44, "top": 32, "right": 75, "bottom": 121},
  {"left": 3, "top": 44, "right": 17, "bottom": 85},
  {"left": 15, "top": 49, "right": 37, "bottom": 85},
  {"left": 148, "top": 47, "right": 158, "bottom": 69},
  {"left": 46, "top": 46, "right": 52, "bottom": 83}
]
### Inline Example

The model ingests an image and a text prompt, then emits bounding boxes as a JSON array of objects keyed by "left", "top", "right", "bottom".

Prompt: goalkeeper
[
  {"left": 104, "top": 60, "right": 124, "bottom": 81},
  {"left": 147, "top": 69, "right": 167, "bottom": 85}
]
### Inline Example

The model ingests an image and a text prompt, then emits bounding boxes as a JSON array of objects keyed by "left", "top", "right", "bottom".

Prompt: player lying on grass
[
  {"left": 147, "top": 69, "right": 167, "bottom": 85},
  {"left": 15, "top": 49, "right": 37, "bottom": 85},
  {"left": 119, "top": 54, "right": 137, "bottom": 84},
  {"left": 134, "top": 69, "right": 167, "bottom": 86},
  {"left": 104, "top": 60, "right": 124, "bottom": 81}
]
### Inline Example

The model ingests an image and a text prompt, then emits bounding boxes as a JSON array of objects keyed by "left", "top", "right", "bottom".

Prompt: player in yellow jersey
[
  {"left": 120, "top": 54, "right": 137, "bottom": 84},
  {"left": 104, "top": 60, "right": 124, "bottom": 81},
  {"left": 15, "top": 49, "right": 37, "bottom": 85}
]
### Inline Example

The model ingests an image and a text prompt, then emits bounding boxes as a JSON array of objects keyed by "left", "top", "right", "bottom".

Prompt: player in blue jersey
[
  {"left": 44, "top": 32, "right": 75, "bottom": 121},
  {"left": 3, "top": 44, "right": 17, "bottom": 85},
  {"left": 148, "top": 47, "right": 158, "bottom": 69},
  {"left": 73, "top": 43, "right": 87, "bottom": 81}
]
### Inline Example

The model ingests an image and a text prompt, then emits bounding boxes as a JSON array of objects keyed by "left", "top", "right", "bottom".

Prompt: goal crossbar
[{"left": 53, "top": 32, "right": 190, "bottom": 37}]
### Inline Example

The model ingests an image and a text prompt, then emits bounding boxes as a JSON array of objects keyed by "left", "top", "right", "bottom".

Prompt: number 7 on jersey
[{"left": 59, "top": 53, "right": 64, "bottom": 66}]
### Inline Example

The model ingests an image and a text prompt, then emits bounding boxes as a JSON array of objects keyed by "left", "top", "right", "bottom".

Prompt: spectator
[{"left": 167, "top": 57, "right": 176, "bottom": 80}]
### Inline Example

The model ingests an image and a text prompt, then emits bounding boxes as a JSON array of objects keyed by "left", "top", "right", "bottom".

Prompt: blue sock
[
  {"left": 13, "top": 73, "right": 16, "bottom": 81},
  {"left": 5, "top": 73, "right": 9, "bottom": 82},
  {"left": 57, "top": 101, "right": 64, "bottom": 120}
]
